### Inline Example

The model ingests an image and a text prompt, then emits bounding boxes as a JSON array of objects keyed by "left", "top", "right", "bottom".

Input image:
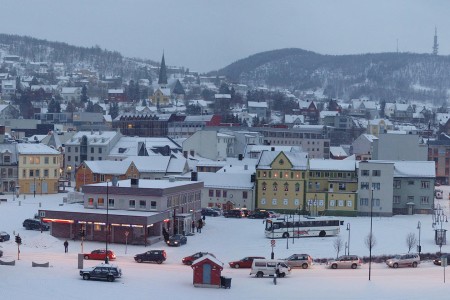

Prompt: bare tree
[
  {"left": 406, "top": 233, "right": 417, "bottom": 253},
  {"left": 333, "top": 236, "right": 344, "bottom": 259},
  {"left": 365, "top": 233, "right": 377, "bottom": 250}
]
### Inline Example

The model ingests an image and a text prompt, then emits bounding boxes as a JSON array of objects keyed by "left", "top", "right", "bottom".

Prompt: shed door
[{"left": 203, "top": 264, "right": 211, "bottom": 284}]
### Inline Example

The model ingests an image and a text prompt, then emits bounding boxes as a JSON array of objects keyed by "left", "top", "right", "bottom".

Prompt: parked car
[
  {"left": 327, "top": 255, "right": 362, "bottom": 269},
  {"left": 23, "top": 219, "right": 50, "bottom": 231},
  {"left": 0, "top": 231, "right": 10, "bottom": 242},
  {"left": 386, "top": 253, "right": 420, "bottom": 268},
  {"left": 211, "top": 207, "right": 223, "bottom": 216},
  {"left": 283, "top": 254, "right": 313, "bottom": 269},
  {"left": 267, "top": 211, "right": 280, "bottom": 218},
  {"left": 434, "top": 254, "right": 450, "bottom": 266},
  {"left": 248, "top": 210, "right": 270, "bottom": 219},
  {"left": 182, "top": 252, "right": 215, "bottom": 265},
  {"left": 80, "top": 263, "right": 122, "bottom": 282},
  {"left": 134, "top": 250, "right": 166, "bottom": 264},
  {"left": 224, "top": 209, "right": 245, "bottom": 218},
  {"left": 0, "top": 249, "right": 3, "bottom": 257},
  {"left": 250, "top": 259, "right": 291, "bottom": 278},
  {"left": 229, "top": 256, "right": 265, "bottom": 269},
  {"left": 201, "top": 208, "right": 220, "bottom": 217},
  {"left": 166, "top": 234, "right": 187, "bottom": 247},
  {"left": 83, "top": 249, "right": 116, "bottom": 261}
]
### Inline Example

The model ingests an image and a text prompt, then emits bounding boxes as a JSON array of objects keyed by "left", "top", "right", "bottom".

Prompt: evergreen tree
[
  {"left": 142, "top": 99, "right": 147, "bottom": 107},
  {"left": 30, "top": 77, "right": 39, "bottom": 86},
  {"left": 48, "top": 98, "right": 61, "bottom": 113},
  {"left": 81, "top": 85, "right": 88, "bottom": 103},
  {"left": 128, "top": 80, "right": 135, "bottom": 101},
  {"left": 219, "top": 83, "right": 230, "bottom": 94},
  {"left": 66, "top": 100, "right": 76, "bottom": 113},
  {"left": 85, "top": 100, "right": 95, "bottom": 112},
  {"left": 19, "top": 92, "right": 34, "bottom": 118},
  {"left": 109, "top": 102, "right": 119, "bottom": 119}
]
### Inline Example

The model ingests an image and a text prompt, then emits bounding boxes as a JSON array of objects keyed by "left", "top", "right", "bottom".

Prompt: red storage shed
[{"left": 191, "top": 254, "right": 224, "bottom": 288}]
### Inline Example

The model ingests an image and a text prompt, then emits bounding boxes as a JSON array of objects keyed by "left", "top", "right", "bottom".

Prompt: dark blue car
[{"left": 166, "top": 234, "right": 187, "bottom": 247}]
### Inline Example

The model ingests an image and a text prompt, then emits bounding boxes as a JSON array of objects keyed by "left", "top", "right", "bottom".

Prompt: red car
[
  {"left": 228, "top": 256, "right": 265, "bottom": 269},
  {"left": 182, "top": 252, "right": 215, "bottom": 265},
  {"left": 83, "top": 249, "right": 116, "bottom": 261}
]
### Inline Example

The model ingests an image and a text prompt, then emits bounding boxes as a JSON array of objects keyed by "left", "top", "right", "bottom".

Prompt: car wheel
[
  {"left": 412, "top": 262, "right": 418, "bottom": 268},
  {"left": 331, "top": 263, "right": 337, "bottom": 269},
  {"left": 234, "top": 264, "right": 240, "bottom": 269},
  {"left": 107, "top": 275, "right": 115, "bottom": 282},
  {"left": 83, "top": 274, "right": 90, "bottom": 280},
  {"left": 84, "top": 255, "right": 89, "bottom": 260},
  {"left": 282, "top": 232, "right": 289, "bottom": 238},
  {"left": 279, "top": 272, "right": 286, "bottom": 278},
  {"left": 157, "top": 260, "right": 163, "bottom": 264},
  {"left": 351, "top": 263, "right": 357, "bottom": 269},
  {"left": 393, "top": 263, "right": 398, "bottom": 268},
  {"left": 256, "top": 271, "right": 263, "bottom": 278},
  {"left": 186, "top": 261, "right": 193, "bottom": 265},
  {"left": 302, "top": 263, "right": 309, "bottom": 269},
  {"left": 137, "top": 258, "right": 143, "bottom": 263},
  {"left": 319, "top": 230, "right": 326, "bottom": 237}
]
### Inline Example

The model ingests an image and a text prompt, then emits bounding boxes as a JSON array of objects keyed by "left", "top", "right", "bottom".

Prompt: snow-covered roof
[
  {"left": 309, "top": 159, "right": 356, "bottom": 171},
  {"left": 197, "top": 172, "right": 253, "bottom": 189},
  {"left": 393, "top": 161, "right": 435, "bottom": 178},
  {"left": 84, "top": 160, "right": 132, "bottom": 175},
  {"left": 248, "top": 101, "right": 268, "bottom": 108},
  {"left": 123, "top": 156, "right": 170, "bottom": 173},
  {"left": 214, "top": 94, "right": 231, "bottom": 99},
  {"left": 191, "top": 254, "right": 224, "bottom": 268},
  {"left": 284, "top": 114, "right": 305, "bottom": 124},
  {"left": 17, "top": 143, "right": 60, "bottom": 155},
  {"left": 362, "top": 134, "right": 378, "bottom": 142},
  {"left": 330, "top": 146, "right": 348, "bottom": 157},
  {"left": 320, "top": 111, "right": 339, "bottom": 118},
  {"left": 89, "top": 178, "right": 198, "bottom": 189},
  {"left": 66, "top": 131, "right": 119, "bottom": 145},
  {"left": 258, "top": 151, "right": 308, "bottom": 170},
  {"left": 108, "top": 89, "right": 124, "bottom": 93}
]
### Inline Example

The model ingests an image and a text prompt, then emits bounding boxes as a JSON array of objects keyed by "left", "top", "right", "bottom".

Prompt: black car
[
  {"left": 224, "top": 209, "right": 244, "bottom": 218},
  {"left": 201, "top": 208, "right": 219, "bottom": 217},
  {"left": 0, "top": 231, "right": 10, "bottom": 242},
  {"left": 80, "top": 263, "right": 122, "bottom": 282},
  {"left": 23, "top": 219, "right": 50, "bottom": 231},
  {"left": 433, "top": 254, "right": 450, "bottom": 266},
  {"left": 134, "top": 250, "right": 167, "bottom": 264},
  {"left": 248, "top": 210, "right": 270, "bottom": 219},
  {"left": 167, "top": 234, "right": 187, "bottom": 247}
]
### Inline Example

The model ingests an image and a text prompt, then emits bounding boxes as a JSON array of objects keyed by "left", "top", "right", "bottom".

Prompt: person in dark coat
[
  {"left": 197, "top": 219, "right": 203, "bottom": 233},
  {"left": 191, "top": 220, "right": 196, "bottom": 233},
  {"left": 64, "top": 240, "right": 69, "bottom": 253}
]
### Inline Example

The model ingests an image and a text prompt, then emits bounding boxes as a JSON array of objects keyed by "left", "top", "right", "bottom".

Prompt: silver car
[
  {"left": 327, "top": 255, "right": 362, "bottom": 269},
  {"left": 283, "top": 254, "right": 313, "bottom": 269},
  {"left": 386, "top": 253, "right": 420, "bottom": 268}
]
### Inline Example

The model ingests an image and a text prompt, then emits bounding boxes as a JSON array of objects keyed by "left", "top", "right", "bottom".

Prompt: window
[
  {"left": 68, "top": 147, "right": 71, "bottom": 152},
  {"left": 91, "top": 147, "right": 94, "bottom": 153},
  {"left": 261, "top": 198, "right": 266, "bottom": 205},
  {"left": 88, "top": 198, "right": 94, "bottom": 206},
  {"left": 319, "top": 200, "right": 324, "bottom": 207},
  {"left": 374, "top": 199, "right": 380, "bottom": 206},
  {"left": 284, "top": 183, "right": 289, "bottom": 191},
  {"left": 243, "top": 191, "right": 248, "bottom": 199},
  {"left": 295, "top": 183, "right": 300, "bottom": 192},
  {"left": 262, "top": 171, "right": 267, "bottom": 177},
  {"left": 272, "top": 199, "right": 277, "bottom": 205},
  {"left": 75, "top": 147, "right": 78, "bottom": 152},
  {"left": 215, "top": 190, "right": 221, "bottom": 197},
  {"left": 393, "top": 196, "right": 400, "bottom": 204},
  {"left": 338, "top": 200, "right": 344, "bottom": 207},
  {"left": 150, "top": 201, "right": 157, "bottom": 209},
  {"left": 223, "top": 190, "right": 227, "bottom": 198},
  {"left": 53, "top": 157, "right": 57, "bottom": 164},
  {"left": 338, "top": 183, "right": 346, "bottom": 191},
  {"left": 262, "top": 182, "right": 267, "bottom": 191},
  {"left": 283, "top": 199, "right": 288, "bottom": 206},
  {"left": 108, "top": 198, "right": 114, "bottom": 207},
  {"left": 346, "top": 200, "right": 353, "bottom": 207},
  {"left": 44, "top": 169, "right": 49, "bottom": 177},
  {"left": 361, "top": 170, "right": 369, "bottom": 176},
  {"left": 294, "top": 199, "right": 299, "bottom": 206},
  {"left": 393, "top": 180, "right": 401, "bottom": 189},
  {"left": 329, "top": 200, "right": 335, "bottom": 207},
  {"left": 408, "top": 196, "right": 414, "bottom": 203},
  {"left": 420, "top": 196, "right": 429, "bottom": 204},
  {"left": 359, "top": 198, "right": 368, "bottom": 206},
  {"left": 209, "top": 190, "right": 213, "bottom": 197},
  {"left": 68, "top": 156, "right": 71, "bottom": 162},
  {"left": 408, "top": 180, "right": 414, "bottom": 185},
  {"left": 372, "top": 182, "right": 380, "bottom": 190},
  {"left": 98, "top": 197, "right": 104, "bottom": 206},
  {"left": 139, "top": 200, "right": 146, "bottom": 209},
  {"left": 129, "top": 200, "right": 136, "bottom": 208},
  {"left": 360, "top": 182, "right": 369, "bottom": 189},
  {"left": 23, "top": 157, "right": 26, "bottom": 164},
  {"left": 99, "top": 148, "right": 102, "bottom": 154},
  {"left": 273, "top": 183, "right": 278, "bottom": 191},
  {"left": 372, "top": 170, "right": 381, "bottom": 176},
  {"left": 315, "top": 182, "right": 320, "bottom": 189},
  {"left": 29, "top": 170, "right": 34, "bottom": 177},
  {"left": 421, "top": 181, "right": 430, "bottom": 189},
  {"left": 36, "top": 170, "right": 40, "bottom": 177}
]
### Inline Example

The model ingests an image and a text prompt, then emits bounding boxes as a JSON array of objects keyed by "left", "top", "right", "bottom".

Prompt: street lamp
[
  {"left": 369, "top": 188, "right": 374, "bottom": 281},
  {"left": 346, "top": 223, "right": 351, "bottom": 255},
  {"left": 33, "top": 177, "right": 36, "bottom": 198},
  {"left": 285, "top": 215, "right": 289, "bottom": 250},
  {"left": 105, "top": 179, "right": 110, "bottom": 264},
  {"left": 66, "top": 165, "right": 72, "bottom": 187},
  {"left": 417, "top": 221, "right": 421, "bottom": 257}
]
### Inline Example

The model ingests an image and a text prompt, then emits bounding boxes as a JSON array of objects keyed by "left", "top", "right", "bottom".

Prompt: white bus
[{"left": 265, "top": 217, "right": 344, "bottom": 238}]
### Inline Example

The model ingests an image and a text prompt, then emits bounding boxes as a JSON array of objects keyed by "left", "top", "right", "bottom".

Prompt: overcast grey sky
[{"left": 0, "top": 0, "right": 448, "bottom": 72}]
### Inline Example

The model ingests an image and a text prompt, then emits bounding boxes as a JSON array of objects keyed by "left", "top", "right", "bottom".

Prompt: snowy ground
[{"left": 3, "top": 188, "right": 450, "bottom": 299}]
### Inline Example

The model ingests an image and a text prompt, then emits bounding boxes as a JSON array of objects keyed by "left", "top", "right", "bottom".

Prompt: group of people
[{"left": 192, "top": 215, "right": 206, "bottom": 233}]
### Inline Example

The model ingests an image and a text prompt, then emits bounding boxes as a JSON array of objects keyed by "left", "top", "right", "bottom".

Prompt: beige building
[{"left": 18, "top": 144, "right": 61, "bottom": 194}]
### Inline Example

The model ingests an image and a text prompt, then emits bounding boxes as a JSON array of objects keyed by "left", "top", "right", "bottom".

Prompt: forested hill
[
  {"left": 0, "top": 34, "right": 157, "bottom": 79},
  {"left": 217, "top": 48, "right": 450, "bottom": 103}
]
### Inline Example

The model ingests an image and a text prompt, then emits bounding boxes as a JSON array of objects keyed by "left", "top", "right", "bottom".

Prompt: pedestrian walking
[
  {"left": 64, "top": 240, "right": 69, "bottom": 253},
  {"left": 197, "top": 219, "right": 203, "bottom": 233},
  {"left": 191, "top": 220, "right": 196, "bottom": 233}
]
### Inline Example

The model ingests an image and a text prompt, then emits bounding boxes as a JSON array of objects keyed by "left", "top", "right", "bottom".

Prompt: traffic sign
[{"left": 271, "top": 239, "right": 276, "bottom": 247}]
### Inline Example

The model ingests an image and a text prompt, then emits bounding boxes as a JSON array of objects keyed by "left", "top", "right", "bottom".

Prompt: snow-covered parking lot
[{"left": 3, "top": 188, "right": 450, "bottom": 299}]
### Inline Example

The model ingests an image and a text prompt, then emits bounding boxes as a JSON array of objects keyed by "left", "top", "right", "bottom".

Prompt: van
[{"left": 250, "top": 259, "right": 291, "bottom": 278}]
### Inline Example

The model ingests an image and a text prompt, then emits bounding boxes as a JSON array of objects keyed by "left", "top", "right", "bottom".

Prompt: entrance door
[
  {"left": 42, "top": 182, "right": 48, "bottom": 194},
  {"left": 202, "top": 264, "right": 211, "bottom": 284}
]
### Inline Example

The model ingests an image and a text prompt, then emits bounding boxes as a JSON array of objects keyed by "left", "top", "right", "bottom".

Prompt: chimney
[{"left": 271, "top": 147, "right": 275, "bottom": 151}]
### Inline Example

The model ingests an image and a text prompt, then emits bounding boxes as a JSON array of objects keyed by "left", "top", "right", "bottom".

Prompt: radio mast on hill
[{"left": 433, "top": 27, "right": 439, "bottom": 55}]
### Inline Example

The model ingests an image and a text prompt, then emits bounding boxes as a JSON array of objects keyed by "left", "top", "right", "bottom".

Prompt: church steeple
[
  {"left": 158, "top": 52, "right": 168, "bottom": 86},
  {"left": 433, "top": 27, "right": 439, "bottom": 55}
]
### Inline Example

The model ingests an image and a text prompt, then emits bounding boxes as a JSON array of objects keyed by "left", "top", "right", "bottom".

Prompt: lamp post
[
  {"left": 67, "top": 165, "right": 72, "bottom": 187},
  {"left": 33, "top": 177, "right": 36, "bottom": 198},
  {"left": 105, "top": 179, "right": 110, "bottom": 264},
  {"left": 417, "top": 221, "right": 421, "bottom": 257},
  {"left": 369, "top": 188, "right": 374, "bottom": 281},
  {"left": 285, "top": 215, "right": 289, "bottom": 250},
  {"left": 346, "top": 223, "right": 351, "bottom": 255}
]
